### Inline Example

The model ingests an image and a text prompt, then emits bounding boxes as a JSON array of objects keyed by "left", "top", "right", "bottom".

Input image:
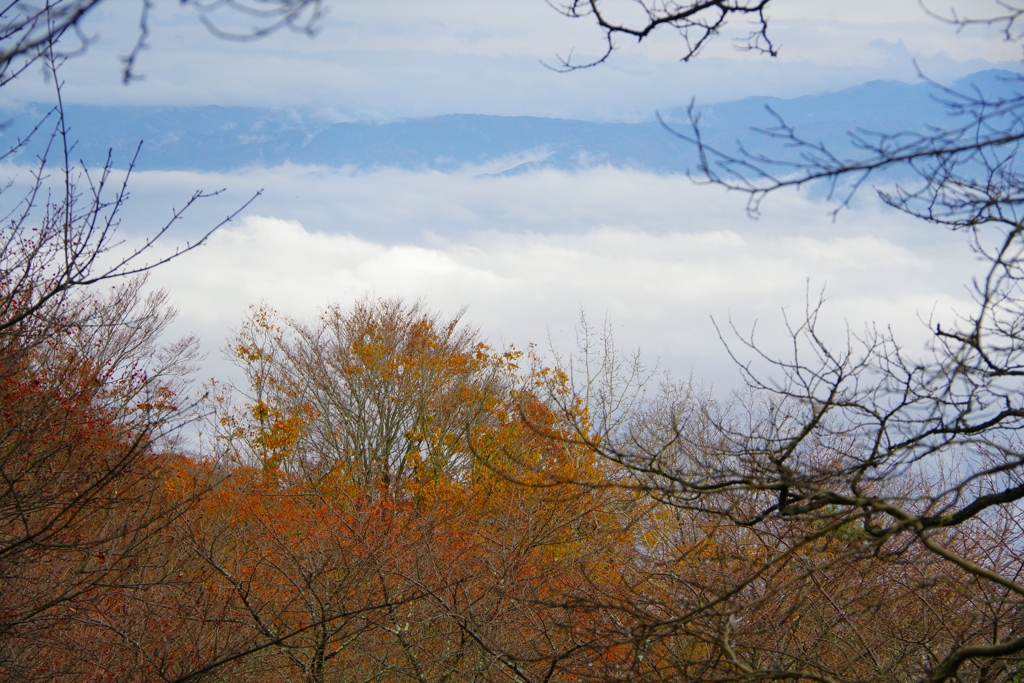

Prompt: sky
[
  {"left": 3, "top": 0, "right": 1019, "bottom": 392},
  {"left": 6, "top": 0, "right": 1021, "bottom": 119}
]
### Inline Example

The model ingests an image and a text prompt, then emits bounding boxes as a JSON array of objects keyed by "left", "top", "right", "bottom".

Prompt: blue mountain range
[{"left": 1, "top": 69, "right": 1019, "bottom": 174}]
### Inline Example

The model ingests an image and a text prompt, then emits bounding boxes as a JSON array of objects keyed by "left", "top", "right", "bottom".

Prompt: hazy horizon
[{"left": 5, "top": 0, "right": 1013, "bottom": 391}]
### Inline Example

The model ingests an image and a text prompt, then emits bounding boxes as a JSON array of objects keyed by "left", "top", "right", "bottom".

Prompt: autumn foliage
[
  {"left": 4, "top": 291, "right": 1020, "bottom": 683},
  {"left": 188, "top": 299, "right": 645, "bottom": 683}
]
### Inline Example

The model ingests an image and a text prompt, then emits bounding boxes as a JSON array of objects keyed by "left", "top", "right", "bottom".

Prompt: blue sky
[
  {"left": 8, "top": 0, "right": 1021, "bottom": 119},
  {"left": 7, "top": 0, "right": 1019, "bottom": 389}
]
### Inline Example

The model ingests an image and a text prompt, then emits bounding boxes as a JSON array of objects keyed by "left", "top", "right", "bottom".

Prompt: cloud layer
[
  {"left": 4, "top": 0, "right": 1018, "bottom": 120},
  {"left": 119, "top": 164, "right": 979, "bottom": 391}
]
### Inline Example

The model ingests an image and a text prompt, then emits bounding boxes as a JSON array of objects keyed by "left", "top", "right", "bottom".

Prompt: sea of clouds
[{"left": 82, "top": 161, "right": 978, "bottom": 393}]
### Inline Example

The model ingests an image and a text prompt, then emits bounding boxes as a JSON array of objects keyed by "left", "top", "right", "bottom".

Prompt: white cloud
[
  {"left": 1, "top": 0, "right": 1017, "bottom": 120},
  {"left": 122, "top": 164, "right": 978, "bottom": 391}
]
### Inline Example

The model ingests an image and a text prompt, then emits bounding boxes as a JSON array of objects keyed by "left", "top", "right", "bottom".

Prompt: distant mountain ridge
[{"left": 1, "top": 69, "right": 1019, "bottom": 174}]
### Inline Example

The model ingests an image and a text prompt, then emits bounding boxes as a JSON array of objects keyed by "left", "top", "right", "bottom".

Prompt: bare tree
[
  {"left": 530, "top": 3, "right": 1024, "bottom": 683},
  {"left": 551, "top": 0, "right": 1024, "bottom": 69},
  {"left": 0, "top": 2, "right": 323, "bottom": 678},
  {"left": 0, "top": 0, "right": 323, "bottom": 85},
  {"left": 548, "top": 0, "right": 774, "bottom": 69},
  {"left": 0, "top": 84, "right": 256, "bottom": 348}
]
